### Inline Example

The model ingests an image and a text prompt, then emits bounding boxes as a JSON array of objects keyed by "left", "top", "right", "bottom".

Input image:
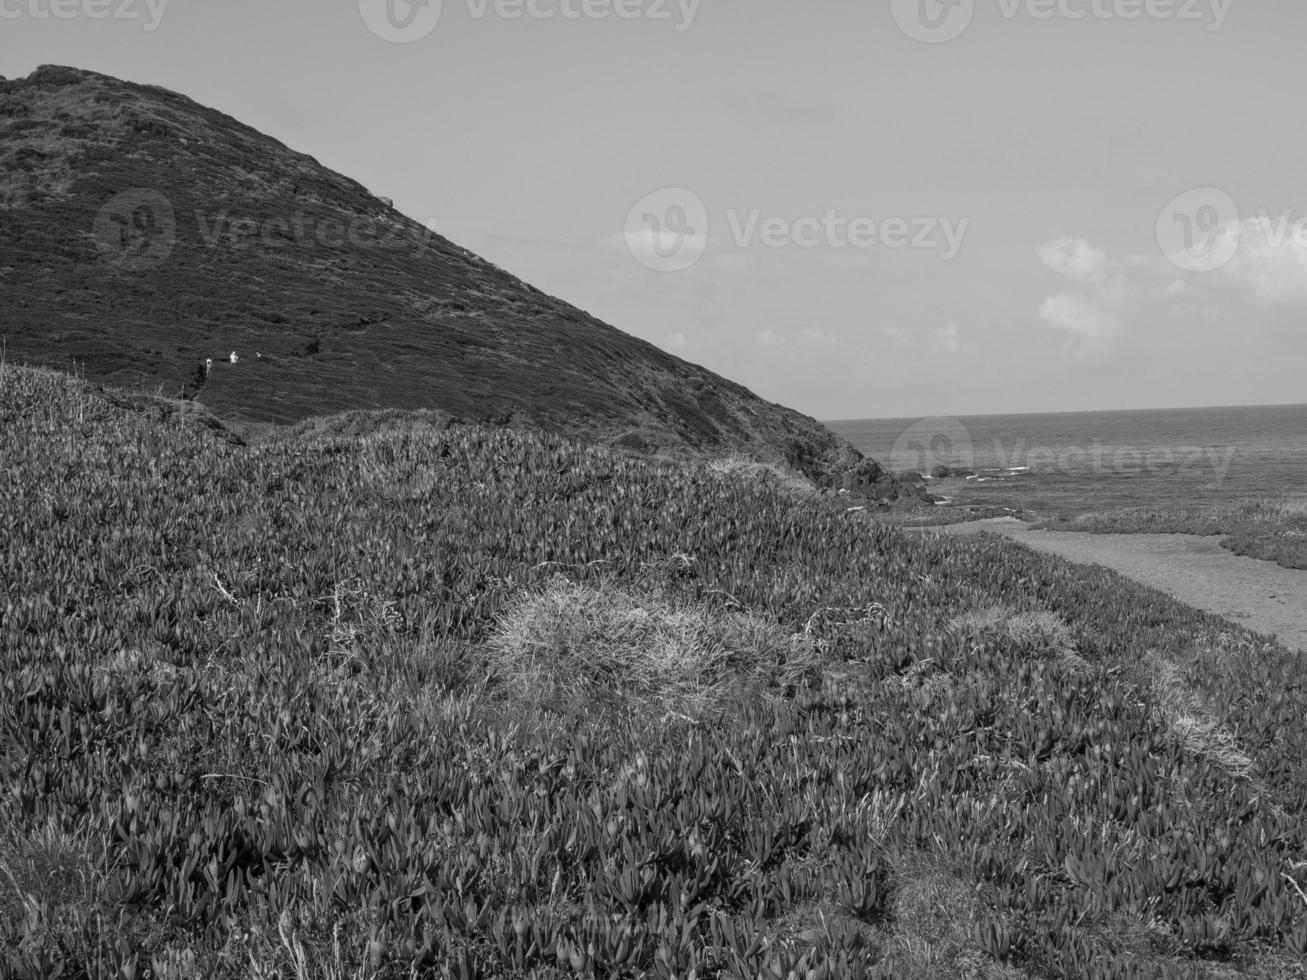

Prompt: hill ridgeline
[{"left": 0, "top": 64, "right": 912, "bottom": 492}]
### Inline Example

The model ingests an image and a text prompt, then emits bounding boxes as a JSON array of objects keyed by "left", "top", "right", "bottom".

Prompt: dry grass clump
[
  {"left": 0, "top": 815, "right": 97, "bottom": 922},
  {"left": 949, "top": 606, "right": 1089, "bottom": 673},
  {"left": 1145, "top": 652, "right": 1254, "bottom": 781},
  {"left": 877, "top": 848, "right": 1031, "bottom": 980},
  {"left": 0, "top": 811, "right": 108, "bottom": 959},
  {"left": 486, "top": 576, "right": 821, "bottom": 717},
  {"left": 704, "top": 453, "right": 816, "bottom": 497}
]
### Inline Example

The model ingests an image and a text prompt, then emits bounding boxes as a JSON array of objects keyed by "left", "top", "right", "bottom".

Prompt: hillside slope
[{"left": 0, "top": 65, "right": 862, "bottom": 479}]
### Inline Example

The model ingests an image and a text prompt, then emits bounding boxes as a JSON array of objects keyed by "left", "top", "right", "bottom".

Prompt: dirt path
[{"left": 908, "top": 518, "right": 1307, "bottom": 652}]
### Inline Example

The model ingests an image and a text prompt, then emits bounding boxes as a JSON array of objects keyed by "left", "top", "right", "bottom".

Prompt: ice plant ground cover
[{"left": 2, "top": 363, "right": 1307, "bottom": 979}]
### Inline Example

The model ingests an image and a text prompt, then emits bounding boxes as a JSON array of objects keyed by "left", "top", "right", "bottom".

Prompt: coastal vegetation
[{"left": 4, "top": 361, "right": 1307, "bottom": 978}]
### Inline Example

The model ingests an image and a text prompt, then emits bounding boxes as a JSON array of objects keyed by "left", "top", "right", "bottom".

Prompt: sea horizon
[
  {"left": 822, "top": 399, "right": 1307, "bottom": 428},
  {"left": 827, "top": 402, "right": 1307, "bottom": 516}
]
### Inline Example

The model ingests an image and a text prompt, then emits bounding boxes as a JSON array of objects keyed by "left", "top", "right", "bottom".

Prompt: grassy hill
[
  {"left": 0, "top": 64, "right": 859, "bottom": 481},
  {"left": 3, "top": 362, "right": 1306, "bottom": 978}
]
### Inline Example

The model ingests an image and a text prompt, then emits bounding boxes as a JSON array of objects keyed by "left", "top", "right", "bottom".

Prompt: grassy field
[
  {"left": 3, "top": 363, "right": 1307, "bottom": 979},
  {"left": 1037, "top": 502, "right": 1307, "bottom": 570}
]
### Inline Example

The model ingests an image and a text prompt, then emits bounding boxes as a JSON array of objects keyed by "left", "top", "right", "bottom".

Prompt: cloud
[
  {"left": 1222, "top": 214, "right": 1307, "bottom": 308},
  {"left": 1038, "top": 290, "right": 1125, "bottom": 360},
  {"left": 1037, "top": 235, "right": 1108, "bottom": 284},
  {"left": 665, "top": 331, "right": 689, "bottom": 350},
  {"left": 933, "top": 322, "right": 962, "bottom": 355},
  {"left": 605, "top": 227, "right": 708, "bottom": 270},
  {"left": 1034, "top": 235, "right": 1129, "bottom": 358},
  {"left": 1032, "top": 214, "right": 1307, "bottom": 363},
  {"left": 1035, "top": 233, "right": 1129, "bottom": 358}
]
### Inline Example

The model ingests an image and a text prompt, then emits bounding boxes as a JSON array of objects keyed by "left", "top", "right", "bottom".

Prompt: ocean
[{"left": 826, "top": 404, "right": 1307, "bottom": 516}]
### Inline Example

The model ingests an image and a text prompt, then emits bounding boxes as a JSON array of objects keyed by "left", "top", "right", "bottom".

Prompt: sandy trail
[{"left": 908, "top": 518, "right": 1307, "bottom": 653}]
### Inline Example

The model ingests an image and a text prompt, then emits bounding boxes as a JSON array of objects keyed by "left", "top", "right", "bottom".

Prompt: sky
[{"left": 4, "top": 0, "right": 1306, "bottom": 420}]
